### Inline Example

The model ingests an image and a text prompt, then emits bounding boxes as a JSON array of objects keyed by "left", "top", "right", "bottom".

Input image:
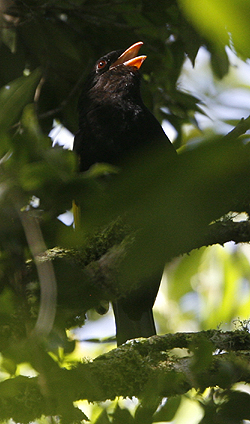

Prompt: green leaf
[
  {"left": 153, "top": 396, "right": 181, "bottom": 422},
  {"left": 215, "top": 390, "right": 250, "bottom": 423},
  {"left": 210, "top": 46, "right": 230, "bottom": 79},
  {"left": 40, "top": 20, "right": 82, "bottom": 63},
  {"left": 95, "top": 409, "right": 111, "bottom": 424},
  {"left": 178, "top": 0, "right": 250, "bottom": 59},
  {"left": 190, "top": 337, "right": 214, "bottom": 375},
  {"left": 1, "top": 27, "right": 16, "bottom": 53},
  {"left": 78, "top": 136, "right": 250, "bottom": 289},
  {"left": 0, "top": 68, "right": 42, "bottom": 130},
  {"left": 167, "top": 248, "right": 206, "bottom": 300},
  {"left": 112, "top": 404, "right": 134, "bottom": 424}
]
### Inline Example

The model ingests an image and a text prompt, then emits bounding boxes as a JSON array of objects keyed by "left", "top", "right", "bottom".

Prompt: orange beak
[{"left": 110, "top": 41, "right": 147, "bottom": 70}]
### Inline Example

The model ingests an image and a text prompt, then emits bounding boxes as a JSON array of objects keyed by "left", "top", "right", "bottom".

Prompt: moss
[{"left": 74, "top": 217, "right": 132, "bottom": 267}]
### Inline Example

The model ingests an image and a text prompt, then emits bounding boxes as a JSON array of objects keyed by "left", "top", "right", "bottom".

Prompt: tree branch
[
  {"left": 24, "top": 218, "right": 250, "bottom": 315},
  {"left": 2, "top": 329, "right": 250, "bottom": 422},
  {"left": 193, "top": 218, "right": 250, "bottom": 251},
  {"left": 72, "top": 329, "right": 250, "bottom": 401}
]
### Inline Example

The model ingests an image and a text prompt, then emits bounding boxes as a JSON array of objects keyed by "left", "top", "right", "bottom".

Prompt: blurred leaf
[
  {"left": 134, "top": 406, "right": 154, "bottom": 424},
  {"left": 40, "top": 20, "right": 82, "bottom": 63},
  {"left": 167, "top": 248, "right": 206, "bottom": 300},
  {"left": 190, "top": 337, "right": 214, "bottom": 375},
  {"left": 178, "top": 0, "right": 250, "bottom": 59},
  {"left": 200, "top": 390, "right": 250, "bottom": 424},
  {"left": 218, "top": 390, "right": 250, "bottom": 423},
  {"left": 0, "top": 288, "right": 15, "bottom": 315},
  {"left": 210, "top": 46, "right": 230, "bottom": 79},
  {"left": 1, "top": 357, "right": 16, "bottom": 376},
  {"left": 0, "top": 42, "right": 26, "bottom": 89},
  {"left": 0, "top": 376, "right": 26, "bottom": 398},
  {"left": 0, "top": 68, "right": 41, "bottom": 130},
  {"left": 180, "top": 21, "right": 201, "bottom": 65},
  {"left": 1, "top": 27, "right": 16, "bottom": 53},
  {"left": 112, "top": 404, "right": 134, "bottom": 424},
  {"left": 0, "top": 131, "right": 11, "bottom": 158},
  {"left": 95, "top": 409, "right": 111, "bottom": 424},
  {"left": 153, "top": 396, "right": 181, "bottom": 422},
  {"left": 77, "top": 137, "right": 250, "bottom": 289}
]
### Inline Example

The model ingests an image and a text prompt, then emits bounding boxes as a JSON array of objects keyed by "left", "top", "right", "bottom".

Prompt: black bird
[{"left": 74, "top": 42, "right": 176, "bottom": 345}]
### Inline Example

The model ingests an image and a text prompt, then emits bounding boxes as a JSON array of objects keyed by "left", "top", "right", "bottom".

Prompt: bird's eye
[{"left": 97, "top": 60, "right": 107, "bottom": 70}]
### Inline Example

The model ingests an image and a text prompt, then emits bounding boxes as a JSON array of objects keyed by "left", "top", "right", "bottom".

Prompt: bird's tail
[{"left": 112, "top": 300, "right": 156, "bottom": 346}]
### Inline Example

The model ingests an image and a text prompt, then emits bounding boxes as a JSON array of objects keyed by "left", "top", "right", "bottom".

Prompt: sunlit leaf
[{"left": 178, "top": 0, "right": 250, "bottom": 59}]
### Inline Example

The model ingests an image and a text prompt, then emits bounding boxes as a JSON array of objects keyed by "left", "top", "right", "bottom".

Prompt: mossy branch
[
  {"left": 1, "top": 329, "right": 250, "bottom": 422},
  {"left": 34, "top": 218, "right": 250, "bottom": 301}
]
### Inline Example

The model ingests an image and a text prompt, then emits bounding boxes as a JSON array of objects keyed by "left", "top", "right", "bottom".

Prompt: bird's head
[
  {"left": 93, "top": 41, "right": 146, "bottom": 76},
  {"left": 85, "top": 42, "right": 146, "bottom": 96},
  {"left": 78, "top": 42, "right": 147, "bottom": 114}
]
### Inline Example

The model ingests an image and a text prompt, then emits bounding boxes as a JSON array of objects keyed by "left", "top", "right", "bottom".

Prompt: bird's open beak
[{"left": 110, "top": 41, "right": 147, "bottom": 70}]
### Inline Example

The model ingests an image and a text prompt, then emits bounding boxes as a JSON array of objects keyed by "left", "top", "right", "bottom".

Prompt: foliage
[
  {"left": 1, "top": 1, "right": 250, "bottom": 423},
  {"left": 178, "top": 0, "right": 250, "bottom": 59}
]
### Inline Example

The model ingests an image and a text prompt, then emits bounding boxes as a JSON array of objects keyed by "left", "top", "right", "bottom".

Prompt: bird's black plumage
[{"left": 74, "top": 42, "right": 176, "bottom": 345}]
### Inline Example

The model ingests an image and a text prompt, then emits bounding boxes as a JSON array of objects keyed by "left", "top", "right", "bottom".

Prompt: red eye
[{"left": 97, "top": 60, "right": 107, "bottom": 70}]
